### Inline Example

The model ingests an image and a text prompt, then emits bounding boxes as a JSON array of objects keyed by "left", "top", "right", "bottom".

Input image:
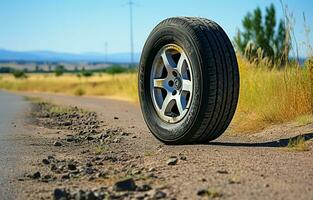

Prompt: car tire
[{"left": 138, "top": 17, "right": 239, "bottom": 144}]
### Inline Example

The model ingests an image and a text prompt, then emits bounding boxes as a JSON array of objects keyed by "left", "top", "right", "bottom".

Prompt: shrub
[
  {"left": 104, "top": 65, "right": 128, "bottom": 74},
  {"left": 55, "top": 65, "right": 65, "bottom": 76},
  {"left": 81, "top": 70, "right": 93, "bottom": 77},
  {"left": 12, "top": 70, "right": 27, "bottom": 79}
]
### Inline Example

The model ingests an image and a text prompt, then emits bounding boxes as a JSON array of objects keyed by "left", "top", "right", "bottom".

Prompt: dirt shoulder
[{"left": 15, "top": 92, "right": 313, "bottom": 200}]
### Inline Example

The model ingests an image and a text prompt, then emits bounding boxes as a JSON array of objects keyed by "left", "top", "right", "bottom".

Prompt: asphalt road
[{"left": 0, "top": 92, "right": 29, "bottom": 200}]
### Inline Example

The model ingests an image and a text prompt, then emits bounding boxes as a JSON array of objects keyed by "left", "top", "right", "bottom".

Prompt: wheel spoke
[
  {"left": 153, "top": 78, "right": 165, "bottom": 88},
  {"left": 161, "top": 51, "right": 176, "bottom": 71},
  {"left": 161, "top": 93, "right": 174, "bottom": 115},
  {"left": 182, "top": 79, "right": 192, "bottom": 92},
  {"left": 177, "top": 53, "right": 187, "bottom": 74},
  {"left": 175, "top": 96, "right": 184, "bottom": 115}
]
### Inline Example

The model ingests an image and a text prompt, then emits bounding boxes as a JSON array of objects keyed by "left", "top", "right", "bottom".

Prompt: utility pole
[
  {"left": 128, "top": 0, "right": 134, "bottom": 68},
  {"left": 104, "top": 42, "right": 108, "bottom": 64}
]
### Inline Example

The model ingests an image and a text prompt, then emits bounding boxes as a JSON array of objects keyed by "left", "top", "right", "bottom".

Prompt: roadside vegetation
[{"left": 286, "top": 136, "right": 310, "bottom": 151}]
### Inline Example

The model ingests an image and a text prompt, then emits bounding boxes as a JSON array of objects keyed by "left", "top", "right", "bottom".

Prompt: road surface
[
  {"left": 1, "top": 91, "right": 313, "bottom": 199},
  {"left": 0, "top": 92, "right": 31, "bottom": 199}
]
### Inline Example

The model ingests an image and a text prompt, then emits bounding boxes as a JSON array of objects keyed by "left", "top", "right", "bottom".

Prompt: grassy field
[
  {"left": 0, "top": 56, "right": 312, "bottom": 133},
  {"left": 0, "top": 73, "right": 138, "bottom": 102}
]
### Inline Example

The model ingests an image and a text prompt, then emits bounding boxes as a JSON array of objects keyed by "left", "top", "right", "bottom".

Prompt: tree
[
  {"left": 234, "top": 4, "right": 289, "bottom": 65},
  {"left": 54, "top": 65, "right": 65, "bottom": 76}
]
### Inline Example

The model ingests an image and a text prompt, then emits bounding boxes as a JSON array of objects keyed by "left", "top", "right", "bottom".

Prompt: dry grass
[
  {"left": 286, "top": 136, "right": 310, "bottom": 151},
  {"left": 0, "top": 73, "right": 138, "bottom": 102},
  {"left": 231, "top": 56, "right": 312, "bottom": 133},
  {"left": 0, "top": 56, "right": 312, "bottom": 133}
]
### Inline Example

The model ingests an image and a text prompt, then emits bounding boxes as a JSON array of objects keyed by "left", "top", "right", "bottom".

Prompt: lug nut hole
[{"left": 168, "top": 80, "right": 174, "bottom": 87}]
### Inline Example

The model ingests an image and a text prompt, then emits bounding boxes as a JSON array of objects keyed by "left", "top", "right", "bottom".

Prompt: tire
[{"left": 138, "top": 17, "right": 239, "bottom": 144}]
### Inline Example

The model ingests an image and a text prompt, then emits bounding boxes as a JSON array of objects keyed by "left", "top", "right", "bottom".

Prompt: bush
[
  {"left": 104, "top": 65, "right": 128, "bottom": 74},
  {"left": 81, "top": 70, "right": 93, "bottom": 77},
  {"left": 55, "top": 65, "right": 65, "bottom": 76},
  {"left": 12, "top": 70, "right": 27, "bottom": 79}
]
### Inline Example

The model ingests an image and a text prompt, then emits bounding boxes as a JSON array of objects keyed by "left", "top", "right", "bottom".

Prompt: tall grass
[
  {"left": 232, "top": 56, "right": 312, "bottom": 132},
  {"left": 0, "top": 57, "right": 312, "bottom": 132}
]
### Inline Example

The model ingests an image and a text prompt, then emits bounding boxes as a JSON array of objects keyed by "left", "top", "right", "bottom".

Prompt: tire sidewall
[{"left": 138, "top": 23, "right": 204, "bottom": 143}]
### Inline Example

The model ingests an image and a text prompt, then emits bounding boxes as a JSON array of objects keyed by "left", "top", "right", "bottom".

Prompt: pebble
[
  {"left": 166, "top": 157, "right": 178, "bottom": 165},
  {"left": 42, "top": 158, "right": 50, "bottom": 165},
  {"left": 53, "top": 188, "right": 68, "bottom": 200},
  {"left": 53, "top": 141, "right": 63, "bottom": 147},
  {"left": 150, "top": 189, "right": 167, "bottom": 199},
  {"left": 32, "top": 171, "right": 41, "bottom": 179},
  {"left": 137, "top": 184, "right": 152, "bottom": 192},
  {"left": 113, "top": 178, "right": 137, "bottom": 191},
  {"left": 68, "top": 163, "right": 77, "bottom": 171},
  {"left": 217, "top": 170, "right": 229, "bottom": 174}
]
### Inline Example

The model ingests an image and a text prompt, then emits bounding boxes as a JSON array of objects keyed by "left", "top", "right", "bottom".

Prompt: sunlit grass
[
  {"left": 231, "top": 56, "right": 312, "bottom": 133},
  {"left": 0, "top": 73, "right": 138, "bottom": 102}
]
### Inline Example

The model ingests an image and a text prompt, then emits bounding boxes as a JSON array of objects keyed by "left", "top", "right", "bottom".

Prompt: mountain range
[{"left": 0, "top": 49, "right": 140, "bottom": 63}]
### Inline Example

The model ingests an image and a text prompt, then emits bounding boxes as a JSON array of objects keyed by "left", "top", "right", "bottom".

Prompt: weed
[{"left": 287, "top": 136, "right": 310, "bottom": 151}]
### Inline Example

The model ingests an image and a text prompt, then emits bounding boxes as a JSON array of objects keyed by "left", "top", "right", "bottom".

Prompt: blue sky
[{"left": 0, "top": 0, "right": 312, "bottom": 57}]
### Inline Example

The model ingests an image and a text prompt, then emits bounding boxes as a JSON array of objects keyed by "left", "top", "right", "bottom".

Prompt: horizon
[{"left": 0, "top": 0, "right": 312, "bottom": 58}]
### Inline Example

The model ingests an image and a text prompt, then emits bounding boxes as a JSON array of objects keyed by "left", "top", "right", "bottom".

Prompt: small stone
[
  {"left": 114, "top": 117, "right": 119, "bottom": 120},
  {"left": 166, "top": 157, "right": 178, "bottom": 165},
  {"left": 86, "top": 136, "right": 94, "bottom": 141},
  {"left": 148, "top": 167, "right": 156, "bottom": 172},
  {"left": 66, "top": 136, "right": 75, "bottom": 142},
  {"left": 84, "top": 167, "right": 95, "bottom": 175},
  {"left": 32, "top": 171, "right": 41, "bottom": 179},
  {"left": 113, "top": 178, "right": 137, "bottom": 191},
  {"left": 86, "top": 191, "right": 96, "bottom": 200},
  {"left": 197, "top": 188, "right": 223, "bottom": 198},
  {"left": 63, "top": 121, "right": 72, "bottom": 126},
  {"left": 53, "top": 141, "right": 63, "bottom": 147},
  {"left": 74, "top": 190, "right": 85, "bottom": 200},
  {"left": 131, "top": 169, "right": 141, "bottom": 175},
  {"left": 121, "top": 132, "right": 129, "bottom": 136},
  {"left": 48, "top": 155, "right": 55, "bottom": 160},
  {"left": 150, "top": 190, "right": 166, "bottom": 199},
  {"left": 53, "top": 188, "right": 67, "bottom": 200},
  {"left": 68, "top": 163, "right": 77, "bottom": 171},
  {"left": 61, "top": 173, "right": 70, "bottom": 180},
  {"left": 51, "top": 164, "right": 57, "bottom": 171},
  {"left": 180, "top": 155, "right": 187, "bottom": 161},
  {"left": 42, "top": 159, "right": 50, "bottom": 165},
  {"left": 217, "top": 170, "right": 229, "bottom": 174},
  {"left": 137, "top": 184, "right": 152, "bottom": 192}
]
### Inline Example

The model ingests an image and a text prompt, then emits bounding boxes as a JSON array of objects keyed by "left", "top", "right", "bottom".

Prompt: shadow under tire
[{"left": 138, "top": 17, "right": 239, "bottom": 144}]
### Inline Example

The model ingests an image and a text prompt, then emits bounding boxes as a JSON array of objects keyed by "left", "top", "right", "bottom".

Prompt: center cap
[{"left": 173, "top": 78, "right": 182, "bottom": 90}]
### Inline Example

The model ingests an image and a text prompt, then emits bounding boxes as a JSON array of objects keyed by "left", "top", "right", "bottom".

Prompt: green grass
[{"left": 287, "top": 136, "right": 310, "bottom": 151}]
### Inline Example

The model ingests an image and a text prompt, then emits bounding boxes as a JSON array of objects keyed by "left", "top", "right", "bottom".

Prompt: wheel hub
[
  {"left": 173, "top": 77, "right": 182, "bottom": 90},
  {"left": 150, "top": 44, "right": 193, "bottom": 123}
]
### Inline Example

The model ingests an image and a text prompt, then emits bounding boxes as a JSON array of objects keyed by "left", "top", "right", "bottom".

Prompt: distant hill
[{"left": 0, "top": 49, "right": 140, "bottom": 63}]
